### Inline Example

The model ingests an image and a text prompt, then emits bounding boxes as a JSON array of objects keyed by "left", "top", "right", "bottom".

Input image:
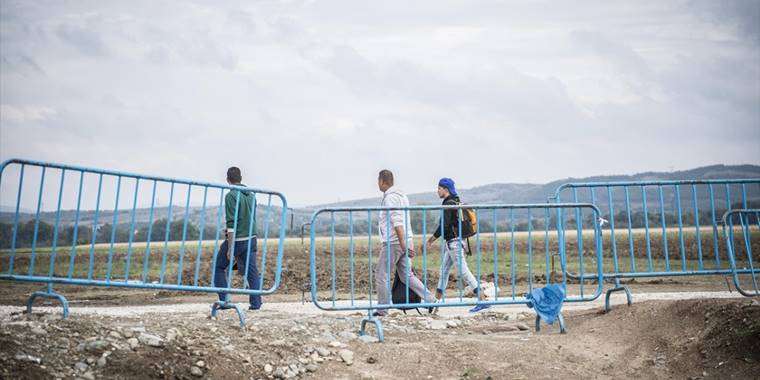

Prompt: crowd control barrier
[
  {"left": 722, "top": 209, "right": 760, "bottom": 297},
  {"left": 309, "top": 203, "right": 606, "bottom": 342},
  {"left": 0, "top": 159, "right": 288, "bottom": 327},
  {"left": 550, "top": 179, "right": 760, "bottom": 310}
]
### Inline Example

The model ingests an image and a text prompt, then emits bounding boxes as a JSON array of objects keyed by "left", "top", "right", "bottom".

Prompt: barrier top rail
[
  {"left": 0, "top": 158, "right": 288, "bottom": 197},
  {"left": 549, "top": 178, "right": 760, "bottom": 200}
]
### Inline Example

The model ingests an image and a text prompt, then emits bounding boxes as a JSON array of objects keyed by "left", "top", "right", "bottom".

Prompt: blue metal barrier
[
  {"left": 309, "top": 203, "right": 605, "bottom": 342},
  {"left": 0, "top": 159, "right": 289, "bottom": 327},
  {"left": 722, "top": 209, "right": 760, "bottom": 297},
  {"left": 550, "top": 179, "right": 760, "bottom": 311}
]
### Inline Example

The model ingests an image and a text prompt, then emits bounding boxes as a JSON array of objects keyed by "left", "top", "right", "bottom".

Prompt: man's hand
[
  {"left": 426, "top": 236, "right": 437, "bottom": 249},
  {"left": 394, "top": 225, "right": 415, "bottom": 257},
  {"left": 226, "top": 229, "right": 234, "bottom": 261}
]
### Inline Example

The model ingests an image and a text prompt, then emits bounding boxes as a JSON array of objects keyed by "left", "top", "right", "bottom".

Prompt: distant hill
[{"left": 308, "top": 164, "right": 760, "bottom": 208}]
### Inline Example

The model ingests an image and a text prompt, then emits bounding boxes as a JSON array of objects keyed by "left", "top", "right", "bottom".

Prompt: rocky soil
[{"left": 1, "top": 298, "right": 758, "bottom": 379}]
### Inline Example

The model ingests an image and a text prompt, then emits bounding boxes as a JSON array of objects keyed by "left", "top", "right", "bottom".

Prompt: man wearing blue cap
[{"left": 426, "top": 177, "right": 490, "bottom": 313}]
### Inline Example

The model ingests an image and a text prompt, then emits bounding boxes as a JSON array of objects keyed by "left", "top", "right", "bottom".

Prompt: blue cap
[{"left": 438, "top": 177, "right": 457, "bottom": 196}]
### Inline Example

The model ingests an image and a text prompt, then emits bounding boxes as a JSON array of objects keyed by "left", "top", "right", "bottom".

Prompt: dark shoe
[
  {"left": 371, "top": 311, "right": 387, "bottom": 317},
  {"left": 248, "top": 305, "right": 261, "bottom": 311},
  {"left": 428, "top": 299, "right": 439, "bottom": 314}
]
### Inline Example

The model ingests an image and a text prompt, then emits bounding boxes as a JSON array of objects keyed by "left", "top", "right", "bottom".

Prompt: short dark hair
[
  {"left": 378, "top": 169, "right": 394, "bottom": 185},
  {"left": 227, "top": 167, "right": 242, "bottom": 184}
]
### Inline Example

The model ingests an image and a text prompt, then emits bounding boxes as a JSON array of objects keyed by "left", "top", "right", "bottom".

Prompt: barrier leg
[
  {"left": 359, "top": 311, "right": 384, "bottom": 342},
  {"left": 535, "top": 313, "right": 566, "bottom": 334},
  {"left": 26, "top": 284, "right": 69, "bottom": 319},
  {"left": 210, "top": 297, "right": 246, "bottom": 329},
  {"left": 604, "top": 281, "right": 632, "bottom": 312}
]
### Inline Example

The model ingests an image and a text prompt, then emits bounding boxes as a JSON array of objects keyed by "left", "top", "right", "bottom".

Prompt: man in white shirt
[{"left": 374, "top": 169, "right": 436, "bottom": 316}]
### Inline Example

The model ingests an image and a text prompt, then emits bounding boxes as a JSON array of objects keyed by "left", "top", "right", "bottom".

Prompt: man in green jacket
[{"left": 213, "top": 166, "right": 261, "bottom": 310}]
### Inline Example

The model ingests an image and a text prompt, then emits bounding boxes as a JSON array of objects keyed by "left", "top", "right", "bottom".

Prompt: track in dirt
[{"left": 1, "top": 298, "right": 758, "bottom": 379}]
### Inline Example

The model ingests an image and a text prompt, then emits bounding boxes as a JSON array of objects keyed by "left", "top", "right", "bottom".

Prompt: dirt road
[{"left": 1, "top": 291, "right": 758, "bottom": 380}]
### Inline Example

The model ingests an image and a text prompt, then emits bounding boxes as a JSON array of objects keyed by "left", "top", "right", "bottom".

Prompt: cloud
[
  {"left": 56, "top": 23, "right": 110, "bottom": 57},
  {"left": 690, "top": 0, "right": 760, "bottom": 44},
  {"left": 0, "top": 1, "right": 758, "bottom": 207},
  {"left": 0, "top": 105, "right": 57, "bottom": 123}
]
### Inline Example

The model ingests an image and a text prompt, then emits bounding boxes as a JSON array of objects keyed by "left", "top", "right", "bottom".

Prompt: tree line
[{"left": 2, "top": 206, "right": 757, "bottom": 249}]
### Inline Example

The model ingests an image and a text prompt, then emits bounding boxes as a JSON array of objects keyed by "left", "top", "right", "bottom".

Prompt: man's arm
[
  {"left": 428, "top": 201, "right": 454, "bottom": 247},
  {"left": 225, "top": 191, "right": 238, "bottom": 260},
  {"left": 386, "top": 194, "right": 415, "bottom": 256},
  {"left": 226, "top": 229, "right": 235, "bottom": 260}
]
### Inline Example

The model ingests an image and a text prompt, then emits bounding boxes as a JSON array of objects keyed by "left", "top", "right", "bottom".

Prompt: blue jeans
[{"left": 213, "top": 237, "right": 262, "bottom": 309}]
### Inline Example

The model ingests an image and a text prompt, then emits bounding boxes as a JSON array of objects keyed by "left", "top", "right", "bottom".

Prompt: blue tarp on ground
[{"left": 526, "top": 284, "right": 566, "bottom": 324}]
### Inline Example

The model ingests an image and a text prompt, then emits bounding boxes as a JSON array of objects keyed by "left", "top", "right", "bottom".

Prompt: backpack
[
  {"left": 456, "top": 201, "right": 478, "bottom": 239},
  {"left": 391, "top": 270, "right": 423, "bottom": 315}
]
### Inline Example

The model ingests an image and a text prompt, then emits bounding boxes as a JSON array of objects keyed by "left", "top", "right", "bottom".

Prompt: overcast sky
[{"left": 1, "top": 0, "right": 759, "bottom": 207}]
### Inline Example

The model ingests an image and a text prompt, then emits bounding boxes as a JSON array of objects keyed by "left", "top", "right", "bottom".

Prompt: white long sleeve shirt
[{"left": 378, "top": 186, "right": 414, "bottom": 244}]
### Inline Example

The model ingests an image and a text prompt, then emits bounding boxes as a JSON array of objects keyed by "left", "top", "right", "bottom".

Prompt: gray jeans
[
  {"left": 437, "top": 238, "right": 480, "bottom": 294},
  {"left": 375, "top": 242, "right": 436, "bottom": 307}
]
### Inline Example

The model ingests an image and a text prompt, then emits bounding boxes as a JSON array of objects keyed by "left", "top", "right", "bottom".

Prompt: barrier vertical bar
[
  {"left": 176, "top": 184, "right": 192, "bottom": 284},
  {"left": 159, "top": 182, "right": 176, "bottom": 284},
  {"left": 709, "top": 184, "right": 720, "bottom": 269},
  {"left": 367, "top": 210, "right": 373, "bottom": 309},
  {"left": 556, "top": 193, "right": 568, "bottom": 290},
  {"left": 607, "top": 186, "right": 620, "bottom": 279},
  {"left": 349, "top": 211, "right": 355, "bottom": 306},
  {"left": 739, "top": 213, "right": 758, "bottom": 294},
  {"left": 675, "top": 185, "right": 686, "bottom": 271},
  {"left": 225, "top": 190, "right": 241, "bottom": 292},
  {"left": 404, "top": 207, "right": 410, "bottom": 304},
  {"left": 421, "top": 209, "right": 428, "bottom": 296},
  {"left": 28, "top": 167, "right": 47, "bottom": 276},
  {"left": 527, "top": 208, "right": 533, "bottom": 293},
  {"left": 642, "top": 186, "right": 653, "bottom": 272},
  {"left": 657, "top": 185, "right": 670, "bottom": 271},
  {"left": 573, "top": 189, "right": 584, "bottom": 294},
  {"left": 543, "top": 208, "right": 550, "bottom": 284},
  {"left": 87, "top": 174, "right": 103, "bottom": 280},
  {"left": 124, "top": 178, "right": 140, "bottom": 281},
  {"left": 692, "top": 185, "right": 703, "bottom": 271},
  {"left": 141, "top": 180, "right": 158, "bottom": 282},
  {"left": 67, "top": 171, "right": 84, "bottom": 279},
  {"left": 386, "top": 209, "right": 392, "bottom": 306},
  {"left": 510, "top": 208, "right": 516, "bottom": 299},
  {"left": 492, "top": 208, "right": 499, "bottom": 300},
  {"left": 8, "top": 164, "right": 25, "bottom": 274},
  {"left": 440, "top": 209, "right": 446, "bottom": 303},
  {"left": 193, "top": 186, "right": 209, "bottom": 286},
  {"left": 259, "top": 195, "right": 272, "bottom": 290},
  {"left": 208, "top": 191, "right": 225, "bottom": 287},
  {"left": 624, "top": 186, "right": 636, "bottom": 272},
  {"left": 475, "top": 208, "right": 482, "bottom": 300},
  {"left": 105, "top": 176, "right": 122, "bottom": 282},
  {"left": 457, "top": 204, "right": 464, "bottom": 301},
  {"left": 48, "top": 169, "right": 66, "bottom": 278},
  {"left": 330, "top": 211, "right": 336, "bottom": 307},
  {"left": 724, "top": 184, "right": 733, "bottom": 270}
]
